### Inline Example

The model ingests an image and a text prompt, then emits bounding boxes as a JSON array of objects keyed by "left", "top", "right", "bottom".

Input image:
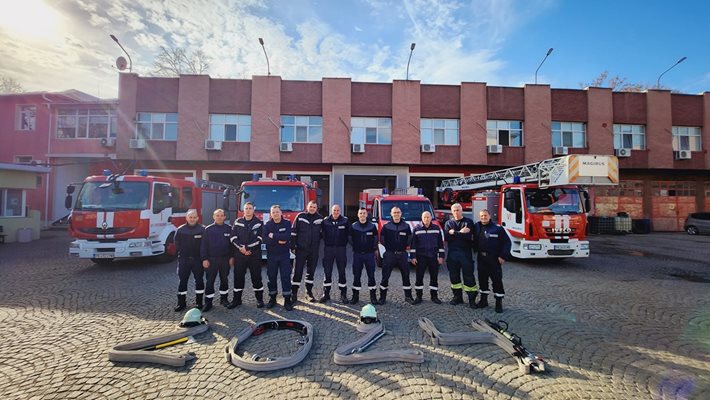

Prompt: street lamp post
[
  {"left": 109, "top": 34, "right": 132, "bottom": 73},
  {"left": 406, "top": 42, "right": 416, "bottom": 80},
  {"left": 657, "top": 57, "right": 687, "bottom": 88},
  {"left": 258, "top": 38, "right": 271, "bottom": 76},
  {"left": 534, "top": 48, "right": 553, "bottom": 84}
]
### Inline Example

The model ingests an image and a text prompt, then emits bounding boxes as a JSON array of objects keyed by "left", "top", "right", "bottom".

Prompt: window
[
  {"left": 421, "top": 119, "right": 459, "bottom": 145},
  {"left": 209, "top": 114, "right": 251, "bottom": 142},
  {"left": 597, "top": 180, "right": 644, "bottom": 197},
  {"left": 486, "top": 120, "right": 523, "bottom": 147},
  {"left": 613, "top": 124, "right": 645, "bottom": 150},
  {"left": 16, "top": 106, "right": 36, "bottom": 131},
  {"left": 281, "top": 116, "right": 323, "bottom": 143},
  {"left": 15, "top": 156, "right": 33, "bottom": 164},
  {"left": 351, "top": 117, "right": 392, "bottom": 145},
  {"left": 57, "top": 108, "right": 118, "bottom": 139},
  {"left": 135, "top": 113, "right": 178, "bottom": 141},
  {"left": 672, "top": 126, "right": 702, "bottom": 151},
  {"left": 651, "top": 181, "right": 696, "bottom": 197},
  {"left": 0, "top": 189, "right": 26, "bottom": 217},
  {"left": 552, "top": 122, "right": 586, "bottom": 148},
  {"left": 152, "top": 183, "right": 172, "bottom": 213}
]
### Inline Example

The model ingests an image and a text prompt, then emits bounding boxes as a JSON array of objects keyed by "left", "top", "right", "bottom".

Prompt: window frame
[
  {"left": 135, "top": 112, "right": 179, "bottom": 141},
  {"left": 280, "top": 115, "right": 323, "bottom": 144},
  {"left": 0, "top": 188, "right": 27, "bottom": 217},
  {"left": 56, "top": 108, "right": 118, "bottom": 139},
  {"left": 551, "top": 121, "right": 586, "bottom": 148},
  {"left": 486, "top": 120, "right": 524, "bottom": 147},
  {"left": 16, "top": 105, "right": 36, "bottom": 131},
  {"left": 350, "top": 117, "right": 392, "bottom": 145},
  {"left": 671, "top": 126, "right": 702, "bottom": 151},
  {"left": 208, "top": 114, "right": 251, "bottom": 142},
  {"left": 613, "top": 124, "right": 646, "bottom": 150},
  {"left": 420, "top": 118, "right": 459, "bottom": 146}
]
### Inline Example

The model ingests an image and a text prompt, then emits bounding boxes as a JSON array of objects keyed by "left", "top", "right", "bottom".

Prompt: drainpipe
[{"left": 41, "top": 93, "right": 53, "bottom": 228}]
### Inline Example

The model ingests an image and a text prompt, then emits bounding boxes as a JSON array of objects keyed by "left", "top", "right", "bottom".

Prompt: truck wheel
[
  {"left": 91, "top": 258, "right": 114, "bottom": 265},
  {"left": 155, "top": 234, "right": 176, "bottom": 263},
  {"left": 686, "top": 225, "right": 699, "bottom": 235}
]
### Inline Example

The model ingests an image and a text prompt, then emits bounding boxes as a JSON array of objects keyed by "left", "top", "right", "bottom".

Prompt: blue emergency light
[
  {"left": 289, "top": 174, "right": 296, "bottom": 181},
  {"left": 417, "top": 188, "right": 423, "bottom": 195},
  {"left": 513, "top": 176, "right": 521, "bottom": 183},
  {"left": 383, "top": 188, "right": 389, "bottom": 195},
  {"left": 103, "top": 169, "right": 111, "bottom": 176},
  {"left": 139, "top": 170, "right": 148, "bottom": 177},
  {"left": 252, "top": 173, "right": 260, "bottom": 181}
]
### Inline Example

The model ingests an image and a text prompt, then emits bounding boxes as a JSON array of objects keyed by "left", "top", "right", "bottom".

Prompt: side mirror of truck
[
  {"left": 66, "top": 185, "right": 75, "bottom": 194},
  {"left": 64, "top": 195, "right": 73, "bottom": 210},
  {"left": 583, "top": 191, "right": 591, "bottom": 213}
]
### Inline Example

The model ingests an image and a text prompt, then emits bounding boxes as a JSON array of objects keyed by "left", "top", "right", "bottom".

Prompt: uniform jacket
[
  {"left": 474, "top": 221, "right": 512, "bottom": 262},
  {"left": 322, "top": 215, "right": 349, "bottom": 247},
  {"left": 350, "top": 220, "right": 378, "bottom": 254},
  {"left": 230, "top": 216, "right": 263, "bottom": 256},
  {"left": 263, "top": 218, "right": 292, "bottom": 257},
  {"left": 292, "top": 212, "right": 324, "bottom": 250},
  {"left": 200, "top": 222, "right": 233, "bottom": 260},
  {"left": 380, "top": 220, "right": 412, "bottom": 253},
  {"left": 411, "top": 223, "right": 445, "bottom": 259},
  {"left": 175, "top": 223, "right": 205, "bottom": 260},
  {"left": 444, "top": 217, "right": 475, "bottom": 251}
]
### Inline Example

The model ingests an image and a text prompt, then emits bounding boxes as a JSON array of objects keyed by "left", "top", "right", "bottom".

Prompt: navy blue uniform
[
  {"left": 230, "top": 216, "right": 265, "bottom": 301},
  {"left": 200, "top": 222, "right": 233, "bottom": 302},
  {"left": 175, "top": 223, "right": 205, "bottom": 302},
  {"left": 474, "top": 221, "right": 511, "bottom": 299},
  {"left": 379, "top": 220, "right": 413, "bottom": 299},
  {"left": 263, "top": 218, "right": 293, "bottom": 297},
  {"left": 322, "top": 215, "right": 349, "bottom": 294},
  {"left": 291, "top": 212, "right": 323, "bottom": 297},
  {"left": 444, "top": 217, "right": 478, "bottom": 297},
  {"left": 350, "top": 220, "right": 378, "bottom": 295},
  {"left": 410, "top": 222, "right": 445, "bottom": 296}
]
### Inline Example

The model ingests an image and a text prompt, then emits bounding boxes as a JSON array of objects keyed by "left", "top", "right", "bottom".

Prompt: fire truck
[
  {"left": 66, "top": 170, "right": 230, "bottom": 264},
  {"left": 436, "top": 154, "right": 619, "bottom": 259},
  {"left": 359, "top": 187, "right": 442, "bottom": 260}
]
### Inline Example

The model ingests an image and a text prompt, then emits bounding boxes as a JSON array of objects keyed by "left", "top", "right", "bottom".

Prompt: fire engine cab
[{"left": 436, "top": 155, "right": 619, "bottom": 259}]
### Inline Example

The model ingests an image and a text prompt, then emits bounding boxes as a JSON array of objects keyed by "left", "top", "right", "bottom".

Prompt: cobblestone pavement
[{"left": 1, "top": 231, "right": 709, "bottom": 399}]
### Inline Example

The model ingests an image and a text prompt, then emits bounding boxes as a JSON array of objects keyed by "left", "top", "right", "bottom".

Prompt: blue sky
[{"left": 1, "top": 0, "right": 708, "bottom": 97}]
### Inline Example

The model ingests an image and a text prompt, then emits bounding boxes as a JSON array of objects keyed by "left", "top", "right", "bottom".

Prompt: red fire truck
[
  {"left": 436, "top": 155, "right": 619, "bottom": 259},
  {"left": 66, "top": 170, "right": 230, "bottom": 264}
]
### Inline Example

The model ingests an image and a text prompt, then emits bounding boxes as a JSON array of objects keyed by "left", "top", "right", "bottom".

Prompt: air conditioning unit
[
  {"left": 352, "top": 143, "right": 365, "bottom": 153},
  {"left": 675, "top": 150, "right": 691, "bottom": 160},
  {"left": 486, "top": 144, "right": 503, "bottom": 154},
  {"left": 205, "top": 139, "right": 222, "bottom": 151},
  {"left": 129, "top": 139, "right": 146, "bottom": 149},
  {"left": 553, "top": 146, "right": 569, "bottom": 156},
  {"left": 421, "top": 144, "right": 435, "bottom": 153},
  {"left": 615, "top": 148, "right": 631, "bottom": 158},
  {"left": 100, "top": 138, "right": 115, "bottom": 147},
  {"left": 279, "top": 142, "right": 293, "bottom": 152}
]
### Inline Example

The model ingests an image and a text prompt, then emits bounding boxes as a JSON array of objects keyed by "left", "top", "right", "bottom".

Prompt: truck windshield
[
  {"left": 525, "top": 188, "right": 582, "bottom": 214},
  {"left": 240, "top": 185, "right": 305, "bottom": 212},
  {"left": 381, "top": 200, "right": 434, "bottom": 221},
  {"left": 75, "top": 181, "right": 150, "bottom": 211}
]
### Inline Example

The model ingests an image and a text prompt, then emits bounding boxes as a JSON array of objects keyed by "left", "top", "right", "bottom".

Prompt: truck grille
[
  {"left": 79, "top": 227, "right": 132, "bottom": 235},
  {"left": 548, "top": 249, "right": 574, "bottom": 256}
]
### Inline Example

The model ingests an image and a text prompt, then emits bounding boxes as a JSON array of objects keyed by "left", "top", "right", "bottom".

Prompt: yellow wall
[
  {"left": 0, "top": 210, "right": 42, "bottom": 243},
  {"left": 0, "top": 170, "right": 40, "bottom": 189}
]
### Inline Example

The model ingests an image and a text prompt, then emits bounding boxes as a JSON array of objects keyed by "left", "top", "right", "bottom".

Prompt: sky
[{"left": 1, "top": 0, "right": 709, "bottom": 98}]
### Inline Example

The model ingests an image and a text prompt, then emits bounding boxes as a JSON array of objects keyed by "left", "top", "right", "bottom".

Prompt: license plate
[
  {"left": 553, "top": 245, "right": 570, "bottom": 250},
  {"left": 94, "top": 253, "right": 114, "bottom": 258},
  {"left": 261, "top": 244, "right": 267, "bottom": 251}
]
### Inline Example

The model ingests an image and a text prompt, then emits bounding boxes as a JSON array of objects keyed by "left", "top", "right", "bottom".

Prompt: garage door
[
  {"left": 651, "top": 181, "right": 696, "bottom": 231},
  {"left": 593, "top": 180, "right": 644, "bottom": 218}
]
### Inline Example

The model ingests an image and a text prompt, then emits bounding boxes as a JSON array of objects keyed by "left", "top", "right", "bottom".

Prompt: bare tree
[
  {"left": 152, "top": 46, "right": 211, "bottom": 76},
  {"left": 0, "top": 75, "right": 24, "bottom": 94},
  {"left": 580, "top": 71, "right": 658, "bottom": 92}
]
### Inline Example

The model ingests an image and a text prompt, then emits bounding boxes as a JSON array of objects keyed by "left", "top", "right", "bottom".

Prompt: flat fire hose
[
  {"left": 225, "top": 319, "right": 313, "bottom": 371},
  {"left": 108, "top": 322, "right": 209, "bottom": 367},
  {"left": 418, "top": 317, "right": 546, "bottom": 374},
  {"left": 333, "top": 320, "right": 424, "bottom": 365}
]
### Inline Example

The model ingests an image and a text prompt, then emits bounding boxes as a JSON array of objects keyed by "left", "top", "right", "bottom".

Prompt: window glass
[
  {"left": 2, "top": 189, "right": 24, "bottom": 217},
  {"left": 420, "top": 119, "right": 459, "bottom": 146},
  {"left": 487, "top": 120, "right": 523, "bottom": 147},
  {"left": 208, "top": 114, "right": 250, "bottom": 142}
]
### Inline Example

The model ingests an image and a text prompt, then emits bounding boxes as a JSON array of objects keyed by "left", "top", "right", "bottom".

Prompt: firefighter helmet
[
  {"left": 179, "top": 308, "right": 205, "bottom": 327},
  {"left": 360, "top": 304, "right": 378, "bottom": 324}
]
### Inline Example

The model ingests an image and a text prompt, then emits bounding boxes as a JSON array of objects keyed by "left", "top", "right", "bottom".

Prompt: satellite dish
[{"left": 116, "top": 56, "right": 128, "bottom": 71}]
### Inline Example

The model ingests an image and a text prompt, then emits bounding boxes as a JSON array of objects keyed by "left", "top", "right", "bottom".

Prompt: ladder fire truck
[{"left": 436, "top": 154, "right": 619, "bottom": 259}]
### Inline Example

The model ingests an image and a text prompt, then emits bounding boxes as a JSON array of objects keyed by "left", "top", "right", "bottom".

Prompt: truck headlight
[
  {"left": 129, "top": 241, "right": 150, "bottom": 248},
  {"left": 580, "top": 243, "right": 589, "bottom": 250},
  {"left": 525, "top": 244, "right": 542, "bottom": 250},
  {"left": 70, "top": 242, "right": 80, "bottom": 249}
]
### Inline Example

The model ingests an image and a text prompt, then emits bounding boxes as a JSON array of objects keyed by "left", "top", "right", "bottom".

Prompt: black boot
[
  {"left": 291, "top": 286, "right": 299, "bottom": 304},
  {"left": 266, "top": 295, "right": 277, "bottom": 309},
  {"left": 475, "top": 293, "right": 489, "bottom": 309},
  {"left": 284, "top": 295, "right": 294, "bottom": 311},
  {"left": 203, "top": 297, "right": 213, "bottom": 312},
  {"left": 340, "top": 287, "right": 349, "bottom": 304},
  {"left": 195, "top": 293, "right": 204, "bottom": 310},
  {"left": 174, "top": 294, "right": 186, "bottom": 312},
  {"left": 369, "top": 289, "right": 378, "bottom": 305},
  {"left": 413, "top": 289, "right": 423, "bottom": 305},
  {"left": 467, "top": 291, "right": 478, "bottom": 309},
  {"left": 255, "top": 291, "right": 264, "bottom": 308},
  {"left": 227, "top": 291, "right": 242, "bottom": 309},
  {"left": 430, "top": 290, "right": 442, "bottom": 304},
  {"left": 350, "top": 290, "right": 360, "bottom": 305},
  {"left": 404, "top": 289, "right": 415, "bottom": 304},
  {"left": 306, "top": 283, "right": 316, "bottom": 302},
  {"left": 449, "top": 288, "right": 463, "bottom": 305},
  {"left": 318, "top": 287, "right": 331, "bottom": 303},
  {"left": 495, "top": 297, "right": 503, "bottom": 313},
  {"left": 220, "top": 293, "right": 229, "bottom": 306},
  {"left": 378, "top": 289, "right": 388, "bottom": 305}
]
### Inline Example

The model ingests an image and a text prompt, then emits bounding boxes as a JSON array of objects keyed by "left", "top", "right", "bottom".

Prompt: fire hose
[
  {"left": 225, "top": 319, "right": 313, "bottom": 371},
  {"left": 333, "top": 319, "right": 424, "bottom": 365},
  {"left": 418, "top": 317, "right": 546, "bottom": 374}
]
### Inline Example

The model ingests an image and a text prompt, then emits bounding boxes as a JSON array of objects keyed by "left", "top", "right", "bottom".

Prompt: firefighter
[
  {"left": 321, "top": 204, "right": 349, "bottom": 303},
  {"left": 474, "top": 209, "right": 511, "bottom": 313},
  {"left": 379, "top": 206, "right": 414, "bottom": 305},
  {"left": 410, "top": 211, "right": 445, "bottom": 304},
  {"left": 228, "top": 202, "right": 265, "bottom": 309},
  {"left": 263, "top": 205, "right": 294, "bottom": 310},
  {"left": 350, "top": 208, "right": 378, "bottom": 305},
  {"left": 200, "top": 209, "right": 234, "bottom": 312},
  {"left": 444, "top": 203, "right": 478, "bottom": 307},
  {"left": 173, "top": 209, "right": 205, "bottom": 311},
  {"left": 291, "top": 200, "right": 324, "bottom": 302}
]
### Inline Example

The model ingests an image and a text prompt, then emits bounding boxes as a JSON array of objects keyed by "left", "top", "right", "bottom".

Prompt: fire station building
[{"left": 1, "top": 75, "right": 709, "bottom": 231}]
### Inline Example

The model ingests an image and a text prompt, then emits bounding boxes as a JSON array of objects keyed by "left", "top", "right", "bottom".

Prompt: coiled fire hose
[{"left": 225, "top": 319, "right": 314, "bottom": 371}]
